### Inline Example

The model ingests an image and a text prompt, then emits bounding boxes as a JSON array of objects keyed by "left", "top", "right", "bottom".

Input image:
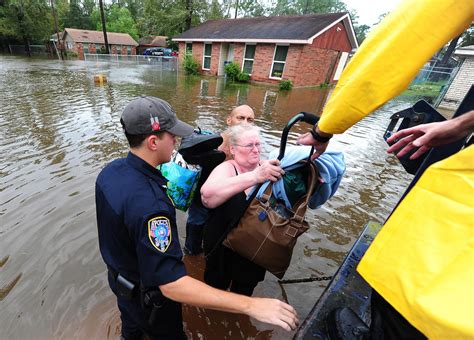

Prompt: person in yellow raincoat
[{"left": 298, "top": 0, "right": 474, "bottom": 338}]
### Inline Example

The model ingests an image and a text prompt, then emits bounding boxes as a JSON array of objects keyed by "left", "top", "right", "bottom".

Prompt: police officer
[{"left": 95, "top": 96, "right": 298, "bottom": 339}]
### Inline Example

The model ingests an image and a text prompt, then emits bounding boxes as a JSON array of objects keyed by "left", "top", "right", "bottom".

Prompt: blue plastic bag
[{"left": 158, "top": 152, "right": 201, "bottom": 211}]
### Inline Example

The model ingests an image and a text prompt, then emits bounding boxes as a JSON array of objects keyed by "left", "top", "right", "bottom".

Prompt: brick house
[
  {"left": 439, "top": 45, "right": 474, "bottom": 111},
  {"left": 137, "top": 36, "right": 168, "bottom": 55},
  {"left": 62, "top": 28, "right": 138, "bottom": 60},
  {"left": 173, "top": 13, "right": 358, "bottom": 87}
]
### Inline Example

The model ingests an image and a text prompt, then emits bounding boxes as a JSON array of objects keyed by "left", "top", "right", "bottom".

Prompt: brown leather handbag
[{"left": 223, "top": 161, "right": 318, "bottom": 279}]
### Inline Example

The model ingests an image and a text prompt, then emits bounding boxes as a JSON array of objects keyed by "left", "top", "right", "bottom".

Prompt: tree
[
  {"left": 58, "top": 0, "right": 95, "bottom": 30},
  {"left": 459, "top": 24, "right": 473, "bottom": 47},
  {"left": 94, "top": 3, "right": 139, "bottom": 41},
  {"left": 354, "top": 24, "right": 370, "bottom": 45},
  {"left": 205, "top": 0, "right": 226, "bottom": 20},
  {"left": 237, "top": 0, "right": 266, "bottom": 17},
  {"left": 270, "top": 0, "right": 349, "bottom": 16},
  {"left": 0, "top": 0, "right": 53, "bottom": 55}
]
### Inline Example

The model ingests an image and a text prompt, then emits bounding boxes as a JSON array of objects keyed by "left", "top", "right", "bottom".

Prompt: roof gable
[
  {"left": 174, "top": 13, "right": 357, "bottom": 48},
  {"left": 138, "top": 36, "right": 168, "bottom": 46},
  {"left": 63, "top": 28, "right": 138, "bottom": 46}
]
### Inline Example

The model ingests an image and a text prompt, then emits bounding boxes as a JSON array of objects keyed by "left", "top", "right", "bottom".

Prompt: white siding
[{"left": 439, "top": 57, "right": 474, "bottom": 111}]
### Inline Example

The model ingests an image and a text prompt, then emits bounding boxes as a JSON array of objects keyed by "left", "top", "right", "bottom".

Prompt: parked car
[
  {"left": 143, "top": 47, "right": 175, "bottom": 57},
  {"left": 143, "top": 47, "right": 163, "bottom": 56}
]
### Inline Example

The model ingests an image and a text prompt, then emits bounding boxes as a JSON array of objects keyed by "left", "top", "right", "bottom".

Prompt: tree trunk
[
  {"left": 99, "top": 0, "right": 110, "bottom": 54},
  {"left": 185, "top": 0, "right": 193, "bottom": 31},
  {"left": 432, "top": 36, "right": 460, "bottom": 82},
  {"left": 24, "top": 37, "right": 31, "bottom": 57},
  {"left": 234, "top": 0, "right": 239, "bottom": 18},
  {"left": 50, "top": 0, "right": 64, "bottom": 60}
]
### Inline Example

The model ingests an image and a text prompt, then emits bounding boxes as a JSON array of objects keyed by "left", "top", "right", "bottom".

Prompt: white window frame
[
  {"left": 203, "top": 43, "right": 212, "bottom": 70},
  {"left": 269, "top": 44, "right": 289, "bottom": 80},
  {"left": 241, "top": 43, "right": 256, "bottom": 75}
]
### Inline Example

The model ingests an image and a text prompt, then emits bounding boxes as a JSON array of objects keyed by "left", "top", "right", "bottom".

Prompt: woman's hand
[{"left": 253, "top": 159, "right": 285, "bottom": 183}]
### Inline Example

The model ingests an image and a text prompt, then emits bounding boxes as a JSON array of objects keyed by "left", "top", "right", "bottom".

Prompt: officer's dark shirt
[{"left": 95, "top": 152, "right": 186, "bottom": 287}]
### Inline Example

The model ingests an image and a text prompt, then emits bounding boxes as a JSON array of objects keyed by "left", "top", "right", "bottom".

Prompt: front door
[{"left": 218, "top": 43, "right": 235, "bottom": 77}]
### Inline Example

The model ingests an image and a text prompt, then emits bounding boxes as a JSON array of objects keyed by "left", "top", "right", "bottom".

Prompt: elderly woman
[{"left": 200, "top": 124, "right": 284, "bottom": 296}]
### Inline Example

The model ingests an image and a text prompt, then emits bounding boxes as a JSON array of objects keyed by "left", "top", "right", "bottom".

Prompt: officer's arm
[{"left": 159, "top": 275, "right": 299, "bottom": 331}]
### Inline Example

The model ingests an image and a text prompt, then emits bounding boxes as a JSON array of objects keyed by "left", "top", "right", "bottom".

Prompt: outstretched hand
[
  {"left": 297, "top": 132, "right": 329, "bottom": 160},
  {"left": 254, "top": 159, "right": 285, "bottom": 183},
  {"left": 247, "top": 297, "right": 299, "bottom": 331},
  {"left": 386, "top": 118, "right": 467, "bottom": 159}
]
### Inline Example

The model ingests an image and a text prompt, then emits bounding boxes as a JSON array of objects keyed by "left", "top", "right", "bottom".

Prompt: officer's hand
[
  {"left": 247, "top": 297, "right": 299, "bottom": 331},
  {"left": 253, "top": 159, "right": 285, "bottom": 183},
  {"left": 297, "top": 132, "right": 329, "bottom": 160}
]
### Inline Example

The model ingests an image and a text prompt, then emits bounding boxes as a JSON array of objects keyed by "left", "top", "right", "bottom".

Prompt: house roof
[
  {"left": 63, "top": 28, "right": 138, "bottom": 46},
  {"left": 138, "top": 36, "right": 168, "bottom": 47},
  {"left": 455, "top": 45, "right": 474, "bottom": 57},
  {"left": 173, "top": 13, "right": 358, "bottom": 48}
]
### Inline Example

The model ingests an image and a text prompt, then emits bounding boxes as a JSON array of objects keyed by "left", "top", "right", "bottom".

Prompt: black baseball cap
[{"left": 121, "top": 96, "right": 194, "bottom": 137}]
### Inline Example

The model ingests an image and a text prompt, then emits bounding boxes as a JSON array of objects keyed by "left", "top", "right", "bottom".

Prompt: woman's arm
[{"left": 201, "top": 160, "right": 283, "bottom": 209}]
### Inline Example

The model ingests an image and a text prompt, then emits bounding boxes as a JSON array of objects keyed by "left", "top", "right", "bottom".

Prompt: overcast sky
[{"left": 343, "top": 0, "right": 403, "bottom": 26}]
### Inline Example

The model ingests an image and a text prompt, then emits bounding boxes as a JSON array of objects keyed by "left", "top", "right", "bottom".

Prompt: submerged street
[{"left": 0, "top": 56, "right": 414, "bottom": 339}]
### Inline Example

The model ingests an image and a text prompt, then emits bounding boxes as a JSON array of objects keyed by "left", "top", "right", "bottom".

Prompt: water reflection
[{"left": 0, "top": 56, "right": 415, "bottom": 339}]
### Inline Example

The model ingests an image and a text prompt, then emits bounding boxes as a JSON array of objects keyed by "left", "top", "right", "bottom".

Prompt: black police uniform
[{"left": 96, "top": 152, "right": 187, "bottom": 340}]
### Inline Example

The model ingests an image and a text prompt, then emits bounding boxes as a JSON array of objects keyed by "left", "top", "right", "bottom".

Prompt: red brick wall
[
  {"left": 178, "top": 42, "right": 185, "bottom": 63},
  {"left": 194, "top": 43, "right": 204, "bottom": 70},
  {"left": 209, "top": 42, "right": 220, "bottom": 75},
  {"left": 74, "top": 42, "right": 136, "bottom": 60},
  {"left": 233, "top": 43, "right": 245, "bottom": 66},
  {"left": 250, "top": 44, "right": 279, "bottom": 85}
]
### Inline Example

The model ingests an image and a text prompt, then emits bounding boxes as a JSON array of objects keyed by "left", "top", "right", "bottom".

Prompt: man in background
[{"left": 184, "top": 104, "right": 255, "bottom": 255}]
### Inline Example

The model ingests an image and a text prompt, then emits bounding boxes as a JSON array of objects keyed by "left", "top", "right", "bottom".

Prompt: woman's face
[{"left": 232, "top": 130, "right": 261, "bottom": 169}]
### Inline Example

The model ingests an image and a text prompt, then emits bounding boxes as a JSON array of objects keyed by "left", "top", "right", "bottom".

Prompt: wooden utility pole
[
  {"left": 99, "top": 0, "right": 110, "bottom": 54},
  {"left": 234, "top": 0, "right": 239, "bottom": 18},
  {"left": 184, "top": 0, "right": 193, "bottom": 31},
  {"left": 50, "top": 0, "right": 64, "bottom": 60}
]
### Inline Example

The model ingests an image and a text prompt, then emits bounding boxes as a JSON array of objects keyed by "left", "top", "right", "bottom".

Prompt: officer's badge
[{"left": 148, "top": 216, "right": 172, "bottom": 253}]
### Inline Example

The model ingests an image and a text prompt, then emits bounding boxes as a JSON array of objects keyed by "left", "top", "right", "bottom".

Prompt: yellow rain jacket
[{"left": 315, "top": 0, "right": 474, "bottom": 337}]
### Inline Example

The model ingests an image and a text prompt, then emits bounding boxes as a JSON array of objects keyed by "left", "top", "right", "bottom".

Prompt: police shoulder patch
[{"left": 148, "top": 216, "right": 172, "bottom": 253}]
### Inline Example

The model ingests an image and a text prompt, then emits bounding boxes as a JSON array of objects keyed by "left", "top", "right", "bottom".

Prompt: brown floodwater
[{"left": 1, "top": 56, "right": 414, "bottom": 339}]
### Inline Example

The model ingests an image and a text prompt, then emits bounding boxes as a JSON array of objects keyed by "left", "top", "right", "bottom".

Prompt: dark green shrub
[
  {"left": 183, "top": 54, "right": 199, "bottom": 75},
  {"left": 319, "top": 82, "right": 331, "bottom": 89},
  {"left": 236, "top": 72, "right": 250, "bottom": 83},
  {"left": 279, "top": 79, "right": 293, "bottom": 90},
  {"left": 64, "top": 50, "right": 78, "bottom": 59},
  {"left": 225, "top": 62, "right": 240, "bottom": 81}
]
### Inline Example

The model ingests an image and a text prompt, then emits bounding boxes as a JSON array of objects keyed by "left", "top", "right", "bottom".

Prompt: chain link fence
[{"left": 84, "top": 53, "right": 179, "bottom": 71}]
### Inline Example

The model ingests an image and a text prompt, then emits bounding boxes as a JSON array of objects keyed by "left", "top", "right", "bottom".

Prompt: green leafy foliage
[
  {"left": 225, "top": 62, "right": 250, "bottom": 83},
  {"left": 224, "top": 62, "right": 240, "bottom": 81},
  {"left": 236, "top": 72, "right": 250, "bottom": 82},
  {"left": 279, "top": 79, "right": 293, "bottom": 90},
  {"left": 183, "top": 53, "right": 199, "bottom": 75},
  {"left": 94, "top": 4, "right": 139, "bottom": 41},
  {"left": 0, "top": 0, "right": 53, "bottom": 43}
]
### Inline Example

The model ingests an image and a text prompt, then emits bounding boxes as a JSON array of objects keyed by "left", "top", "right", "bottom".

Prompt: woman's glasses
[{"left": 236, "top": 143, "right": 262, "bottom": 150}]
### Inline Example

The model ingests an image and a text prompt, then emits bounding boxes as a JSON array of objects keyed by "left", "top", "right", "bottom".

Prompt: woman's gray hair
[{"left": 228, "top": 124, "right": 260, "bottom": 146}]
